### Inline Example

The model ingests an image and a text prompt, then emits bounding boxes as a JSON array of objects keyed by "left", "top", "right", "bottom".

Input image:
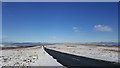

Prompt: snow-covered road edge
[
  {"left": 0, "top": 46, "right": 63, "bottom": 66},
  {"left": 45, "top": 44, "right": 119, "bottom": 63}
]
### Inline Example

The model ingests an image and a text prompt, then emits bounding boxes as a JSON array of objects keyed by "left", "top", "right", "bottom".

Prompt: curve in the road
[{"left": 44, "top": 47, "right": 120, "bottom": 67}]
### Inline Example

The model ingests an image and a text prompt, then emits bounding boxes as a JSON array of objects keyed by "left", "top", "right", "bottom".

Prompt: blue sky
[{"left": 2, "top": 2, "right": 118, "bottom": 43}]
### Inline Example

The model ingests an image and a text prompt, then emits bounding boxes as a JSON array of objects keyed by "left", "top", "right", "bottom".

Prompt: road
[{"left": 44, "top": 47, "right": 119, "bottom": 67}]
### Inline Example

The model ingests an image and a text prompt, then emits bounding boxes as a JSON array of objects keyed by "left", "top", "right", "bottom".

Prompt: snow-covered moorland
[
  {"left": 0, "top": 45, "right": 62, "bottom": 67},
  {"left": 45, "top": 44, "right": 120, "bottom": 63}
]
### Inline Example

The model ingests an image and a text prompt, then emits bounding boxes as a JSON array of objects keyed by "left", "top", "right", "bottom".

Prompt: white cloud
[
  {"left": 73, "top": 27, "right": 77, "bottom": 30},
  {"left": 73, "top": 27, "right": 79, "bottom": 32},
  {"left": 94, "top": 25, "right": 112, "bottom": 32}
]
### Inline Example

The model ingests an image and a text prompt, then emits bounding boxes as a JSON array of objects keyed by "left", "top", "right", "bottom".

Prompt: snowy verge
[
  {"left": 45, "top": 44, "right": 119, "bottom": 63},
  {"left": 0, "top": 46, "right": 63, "bottom": 66}
]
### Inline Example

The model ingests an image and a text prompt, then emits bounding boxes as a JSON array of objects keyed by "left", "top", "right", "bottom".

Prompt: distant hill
[
  {"left": 1, "top": 42, "right": 56, "bottom": 45},
  {"left": 87, "top": 42, "right": 119, "bottom": 46}
]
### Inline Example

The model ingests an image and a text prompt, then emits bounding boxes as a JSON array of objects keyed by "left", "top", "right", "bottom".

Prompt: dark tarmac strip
[{"left": 44, "top": 47, "right": 120, "bottom": 68}]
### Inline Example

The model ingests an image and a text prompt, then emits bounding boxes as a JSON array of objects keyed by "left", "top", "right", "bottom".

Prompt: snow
[
  {"left": 0, "top": 46, "right": 63, "bottom": 67},
  {"left": 45, "top": 44, "right": 119, "bottom": 63}
]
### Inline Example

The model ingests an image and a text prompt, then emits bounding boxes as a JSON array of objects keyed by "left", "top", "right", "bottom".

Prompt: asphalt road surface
[{"left": 44, "top": 47, "right": 119, "bottom": 67}]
